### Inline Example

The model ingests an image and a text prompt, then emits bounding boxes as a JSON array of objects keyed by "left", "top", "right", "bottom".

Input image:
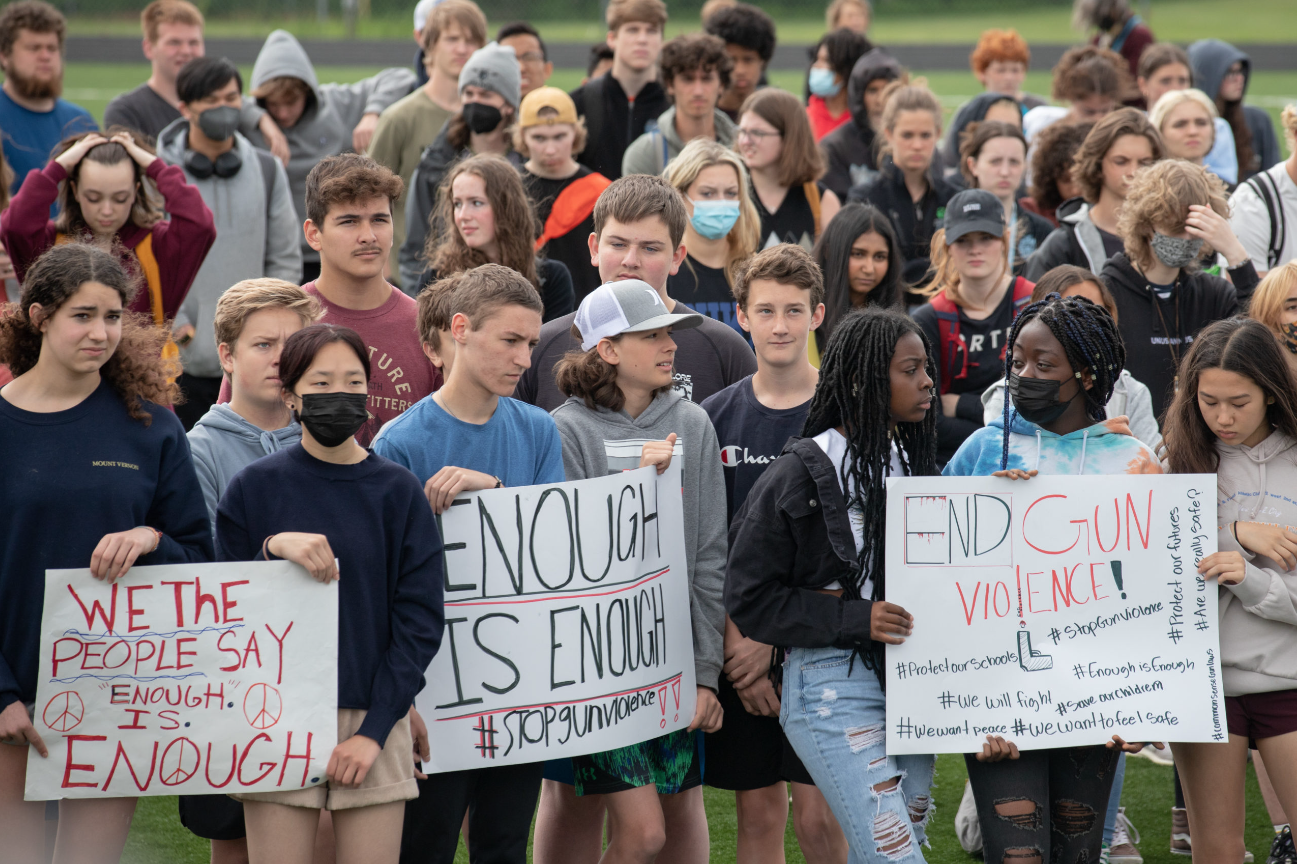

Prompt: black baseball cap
[{"left": 944, "top": 189, "right": 1006, "bottom": 243}]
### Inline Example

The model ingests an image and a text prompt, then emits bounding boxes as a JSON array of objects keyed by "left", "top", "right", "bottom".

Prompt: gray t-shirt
[
  {"left": 104, "top": 83, "right": 182, "bottom": 141},
  {"left": 515, "top": 300, "right": 757, "bottom": 412}
]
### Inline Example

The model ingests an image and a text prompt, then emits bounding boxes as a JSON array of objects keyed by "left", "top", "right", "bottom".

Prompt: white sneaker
[{"left": 1108, "top": 807, "right": 1143, "bottom": 863}]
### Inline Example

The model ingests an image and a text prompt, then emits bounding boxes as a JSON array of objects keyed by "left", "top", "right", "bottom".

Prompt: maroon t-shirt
[{"left": 218, "top": 281, "right": 441, "bottom": 446}]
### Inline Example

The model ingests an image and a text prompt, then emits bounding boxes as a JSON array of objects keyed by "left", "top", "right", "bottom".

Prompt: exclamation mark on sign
[
  {"left": 1111, "top": 560, "right": 1125, "bottom": 599},
  {"left": 657, "top": 685, "right": 668, "bottom": 728}
]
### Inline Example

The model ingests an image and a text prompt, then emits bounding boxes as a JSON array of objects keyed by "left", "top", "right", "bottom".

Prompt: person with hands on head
[
  {"left": 1160, "top": 316, "right": 1297, "bottom": 864},
  {"left": 549, "top": 279, "right": 727, "bottom": 864},
  {"left": 0, "top": 243, "right": 212, "bottom": 864},
  {"left": 725, "top": 306, "right": 937, "bottom": 862},
  {"left": 215, "top": 323, "right": 444, "bottom": 864},
  {"left": 1, "top": 127, "right": 216, "bottom": 329},
  {"left": 941, "top": 292, "right": 1162, "bottom": 864}
]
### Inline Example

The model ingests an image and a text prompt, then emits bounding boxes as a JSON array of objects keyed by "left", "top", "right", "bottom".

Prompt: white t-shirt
[
  {"left": 1229, "top": 160, "right": 1296, "bottom": 273},
  {"left": 812, "top": 428, "right": 904, "bottom": 592}
]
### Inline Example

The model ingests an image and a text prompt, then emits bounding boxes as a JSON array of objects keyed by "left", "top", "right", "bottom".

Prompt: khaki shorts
[{"left": 233, "top": 709, "right": 417, "bottom": 811}]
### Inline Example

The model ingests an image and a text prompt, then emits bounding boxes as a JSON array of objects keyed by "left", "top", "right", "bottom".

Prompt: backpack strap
[
  {"left": 581, "top": 75, "right": 607, "bottom": 161},
  {"left": 535, "top": 172, "right": 613, "bottom": 251},
  {"left": 254, "top": 147, "right": 278, "bottom": 206},
  {"left": 1245, "top": 171, "right": 1285, "bottom": 268},
  {"left": 1011, "top": 276, "right": 1035, "bottom": 312},
  {"left": 803, "top": 181, "right": 822, "bottom": 238},
  {"left": 928, "top": 291, "right": 964, "bottom": 395}
]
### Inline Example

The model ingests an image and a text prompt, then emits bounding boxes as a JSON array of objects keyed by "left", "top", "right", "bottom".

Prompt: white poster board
[
  {"left": 26, "top": 561, "right": 337, "bottom": 800},
  {"left": 418, "top": 464, "right": 697, "bottom": 772},
  {"left": 885, "top": 474, "right": 1223, "bottom": 753}
]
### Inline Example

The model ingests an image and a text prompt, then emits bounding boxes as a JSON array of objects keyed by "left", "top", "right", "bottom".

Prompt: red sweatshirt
[{"left": 1, "top": 160, "right": 216, "bottom": 321}]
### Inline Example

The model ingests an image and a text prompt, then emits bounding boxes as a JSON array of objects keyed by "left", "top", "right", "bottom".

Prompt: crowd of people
[{"left": 0, "top": 0, "right": 1294, "bottom": 861}]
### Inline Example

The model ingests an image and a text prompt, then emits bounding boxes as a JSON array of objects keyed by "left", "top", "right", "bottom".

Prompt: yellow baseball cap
[{"left": 519, "top": 86, "right": 579, "bottom": 128}]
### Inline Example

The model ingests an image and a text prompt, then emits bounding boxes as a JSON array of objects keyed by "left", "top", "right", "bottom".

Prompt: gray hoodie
[
  {"left": 620, "top": 106, "right": 738, "bottom": 178},
  {"left": 240, "top": 30, "right": 417, "bottom": 264},
  {"left": 157, "top": 123, "right": 302, "bottom": 379},
  {"left": 551, "top": 390, "right": 727, "bottom": 690},
  {"left": 1213, "top": 431, "right": 1296, "bottom": 696},
  {"left": 187, "top": 404, "right": 303, "bottom": 537}
]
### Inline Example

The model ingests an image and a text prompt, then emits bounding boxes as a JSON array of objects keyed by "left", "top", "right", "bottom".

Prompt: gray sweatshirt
[
  {"left": 158, "top": 123, "right": 302, "bottom": 379},
  {"left": 240, "top": 29, "right": 417, "bottom": 264},
  {"left": 550, "top": 390, "right": 727, "bottom": 690},
  {"left": 187, "top": 404, "right": 303, "bottom": 538},
  {"left": 1214, "top": 431, "right": 1296, "bottom": 696},
  {"left": 621, "top": 106, "right": 738, "bottom": 178}
]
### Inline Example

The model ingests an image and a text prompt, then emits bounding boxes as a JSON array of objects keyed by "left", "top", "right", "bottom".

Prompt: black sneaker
[{"left": 1268, "top": 826, "right": 1295, "bottom": 864}]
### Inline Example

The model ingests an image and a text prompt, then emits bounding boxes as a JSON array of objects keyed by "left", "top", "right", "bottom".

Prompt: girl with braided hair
[
  {"left": 726, "top": 306, "right": 938, "bottom": 861},
  {"left": 943, "top": 292, "right": 1163, "bottom": 864}
]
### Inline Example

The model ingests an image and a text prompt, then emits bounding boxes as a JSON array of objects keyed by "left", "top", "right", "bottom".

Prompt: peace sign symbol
[
  {"left": 42, "top": 691, "right": 84, "bottom": 733},
  {"left": 243, "top": 683, "right": 283, "bottom": 730},
  {"left": 159, "top": 737, "right": 200, "bottom": 786}
]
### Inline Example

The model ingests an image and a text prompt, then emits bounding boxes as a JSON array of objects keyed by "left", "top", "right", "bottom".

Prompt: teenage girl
[
  {"left": 942, "top": 293, "right": 1164, "bottom": 863},
  {"left": 811, "top": 202, "right": 904, "bottom": 363},
  {"left": 1161, "top": 316, "right": 1296, "bottom": 864},
  {"left": 0, "top": 243, "right": 212, "bottom": 864},
  {"left": 727, "top": 306, "right": 939, "bottom": 861}
]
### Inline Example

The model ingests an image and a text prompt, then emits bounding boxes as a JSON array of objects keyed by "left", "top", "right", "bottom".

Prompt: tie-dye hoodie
[{"left": 942, "top": 412, "right": 1163, "bottom": 478}]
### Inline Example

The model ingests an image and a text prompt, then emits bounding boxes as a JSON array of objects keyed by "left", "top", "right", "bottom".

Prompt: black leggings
[{"left": 964, "top": 745, "right": 1119, "bottom": 863}]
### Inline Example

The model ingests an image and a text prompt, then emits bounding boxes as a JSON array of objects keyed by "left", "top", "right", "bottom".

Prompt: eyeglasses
[
  {"left": 517, "top": 52, "right": 546, "bottom": 64},
  {"left": 1224, "top": 67, "right": 1246, "bottom": 79},
  {"left": 736, "top": 128, "right": 780, "bottom": 142}
]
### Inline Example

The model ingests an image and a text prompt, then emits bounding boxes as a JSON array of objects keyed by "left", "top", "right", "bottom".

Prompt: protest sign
[
  {"left": 884, "top": 474, "right": 1222, "bottom": 754},
  {"left": 27, "top": 561, "right": 337, "bottom": 800},
  {"left": 418, "top": 463, "right": 696, "bottom": 773}
]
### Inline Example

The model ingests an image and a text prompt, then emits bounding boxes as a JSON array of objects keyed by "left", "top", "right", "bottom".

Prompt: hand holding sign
[
  {"left": 267, "top": 533, "right": 338, "bottom": 583},
  {"left": 424, "top": 466, "right": 499, "bottom": 515},
  {"left": 871, "top": 602, "right": 913, "bottom": 645},
  {"left": 89, "top": 527, "right": 158, "bottom": 583},
  {"left": 1197, "top": 551, "right": 1246, "bottom": 585},
  {"left": 1, "top": 700, "right": 47, "bottom": 757}
]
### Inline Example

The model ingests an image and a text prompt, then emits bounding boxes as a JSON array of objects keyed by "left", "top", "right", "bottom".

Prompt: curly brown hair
[
  {"left": 427, "top": 155, "right": 540, "bottom": 287},
  {"left": 304, "top": 153, "right": 403, "bottom": 228},
  {"left": 1050, "top": 45, "right": 1133, "bottom": 104},
  {"left": 553, "top": 328, "right": 672, "bottom": 412},
  {"left": 53, "top": 128, "right": 164, "bottom": 237},
  {"left": 1029, "top": 120, "right": 1093, "bottom": 215},
  {"left": 661, "top": 33, "right": 733, "bottom": 91},
  {"left": 1117, "top": 159, "right": 1228, "bottom": 272},
  {"left": 0, "top": 0, "right": 65, "bottom": 55},
  {"left": 0, "top": 244, "right": 177, "bottom": 424}
]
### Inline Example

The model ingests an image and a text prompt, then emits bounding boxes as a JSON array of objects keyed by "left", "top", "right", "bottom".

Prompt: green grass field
[
  {"left": 118, "top": 754, "right": 1279, "bottom": 863},
  {"left": 64, "top": 0, "right": 1298, "bottom": 44}
]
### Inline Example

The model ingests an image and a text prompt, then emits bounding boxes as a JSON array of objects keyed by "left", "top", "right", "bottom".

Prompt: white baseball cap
[{"left": 574, "top": 281, "right": 704, "bottom": 352}]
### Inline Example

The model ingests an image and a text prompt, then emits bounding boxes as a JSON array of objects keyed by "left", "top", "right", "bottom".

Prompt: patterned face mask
[{"left": 1149, "top": 232, "right": 1204, "bottom": 268}]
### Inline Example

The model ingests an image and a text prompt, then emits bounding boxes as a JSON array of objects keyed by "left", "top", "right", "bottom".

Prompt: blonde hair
[
  {"left": 1249, "top": 261, "right": 1297, "bottom": 335},
  {"left": 1117, "top": 160, "right": 1229, "bottom": 272},
  {"left": 606, "top": 0, "right": 667, "bottom": 32},
  {"left": 663, "top": 138, "right": 760, "bottom": 284},
  {"left": 422, "top": 0, "right": 487, "bottom": 53},
  {"left": 825, "top": 0, "right": 870, "bottom": 31},
  {"left": 141, "top": 0, "right": 203, "bottom": 43},
  {"left": 1149, "top": 89, "right": 1218, "bottom": 151},
  {"left": 922, "top": 227, "right": 1011, "bottom": 304},
  {"left": 1282, "top": 104, "right": 1297, "bottom": 149},
  {"left": 213, "top": 279, "right": 322, "bottom": 349}
]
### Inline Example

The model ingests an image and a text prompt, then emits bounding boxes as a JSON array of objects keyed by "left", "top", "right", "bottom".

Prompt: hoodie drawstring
[
  {"left": 1077, "top": 429, "right": 1089, "bottom": 475},
  {"left": 1034, "top": 430, "right": 1042, "bottom": 471},
  {"left": 259, "top": 431, "right": 283, "bottom": 456}
]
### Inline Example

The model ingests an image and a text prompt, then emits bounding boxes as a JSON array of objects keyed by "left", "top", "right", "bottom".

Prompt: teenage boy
[
  {"left": 516, "top": 175, "right": 755, "bottom": 413},
  {"left": 220, "top": 153, "right": 440, "bottom": 444},
  {"left": 497, "top": 21, "right": 553, "bottom": 98},
  {"left": 1025, "top": 107, "right": 1162, "bottom": 279},
  {"left": 372, "top": 264, "right": 561, "bottom": 864},
  {"left": 398, "top": 41, "right": 522, "bottom": 291},
  {"left": 621, "top": 34, "right": 737, "bottom": 177},
  {"left": 569, "top": 0, "right": 670, "bottom": 181},
  {"left": 0, "top": 0, "right": 95, "bottom": 196},
  {"left": 239, "top": 29, "right": 416, "bottom": 283},
  {"left": 698, "top": 242, "right": 851, "bottom": 864},
  {"left": 369, "top": 0, "right": 487, "bottom": 280},
  {"left": 703, "top": 3, "right": 776, "bottom": 122},
  {"left": 104, "top": 0, "right": 204, "bottom": 140},
  {"left": 158, "top": 56, "right": 301, "bottom": 429},
  {"left": 519, "top": 86, "right": 610, "bottom": 305}
]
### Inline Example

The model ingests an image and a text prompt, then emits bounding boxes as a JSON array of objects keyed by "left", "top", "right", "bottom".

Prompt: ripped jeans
[
  {"left": 782, "top": 647, "right": 934, "bottom": 863},
  {"left": 964, "top": 744, "right": 1119, "bottom": 863}
]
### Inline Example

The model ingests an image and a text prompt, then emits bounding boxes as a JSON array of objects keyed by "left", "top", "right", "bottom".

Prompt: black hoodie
[
  {"left": 819, "top": 49, "right": 902, "bottom": 201},
  {"left": 570, "top": 73, "right": 669, "bottom": 181},
  {"left": 1100, "top": 252, "right": 1258, "bottom": 419}
]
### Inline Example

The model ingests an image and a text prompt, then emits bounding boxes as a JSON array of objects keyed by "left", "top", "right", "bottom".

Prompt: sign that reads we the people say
[
  {"left": 884, "top": 474, "right": 1223, "bottom": 753},
  {"left": 418, "top": 464, "right": 696, "bottom": 773},
  {"left": 26, "top": 561, "right": 338, "bottom": 800}
]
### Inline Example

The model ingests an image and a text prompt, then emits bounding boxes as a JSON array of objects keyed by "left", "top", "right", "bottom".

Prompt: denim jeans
[
  {"left": 1102, "top": 751, "right": 1126, "bottom": 844},
  {"left": 781, "top": 646, "right": 934, "bottom": 863}
]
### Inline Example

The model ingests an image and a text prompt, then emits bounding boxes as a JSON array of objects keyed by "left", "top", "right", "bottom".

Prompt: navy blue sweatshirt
[
  {"left": 0, "top": 381, "right": 213, "bottom": 711},
  {"left": 216, "top": 444, "right": 444, "bottom": 747}
]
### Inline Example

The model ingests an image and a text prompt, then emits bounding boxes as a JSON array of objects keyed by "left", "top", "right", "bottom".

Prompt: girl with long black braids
[
  {"left": 942, "top": 293, "right": 1163, "bottom": 863},
  {"left": 726, "top": 307, "right": 938, "bottom": 862}
]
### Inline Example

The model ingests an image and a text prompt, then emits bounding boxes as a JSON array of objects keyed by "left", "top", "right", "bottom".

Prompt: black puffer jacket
[{"left": 819, "top": 49, "right": 903, "bottom": 201}]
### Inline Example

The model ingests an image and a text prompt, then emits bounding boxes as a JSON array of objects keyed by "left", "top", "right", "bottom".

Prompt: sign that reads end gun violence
[
  {"left": 26, "top": 561, "right": 337, "bottom": 800},
  {"left": 884, "top": 475, "right": 1223, "bottom": 754},
  {"left": 419, "top": 464, "right": 696, "bottom": 773}
]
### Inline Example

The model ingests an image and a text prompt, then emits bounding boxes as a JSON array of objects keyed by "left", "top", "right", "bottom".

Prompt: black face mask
[
  {"left": 1008, "top": 373, "right": 1080, "bottom": 426},
  {"left": 461, "top": 102, "right": 503, "bottom": 134},
  {"left": 296, "top": 392, "right": 369, "bottom": 447}
]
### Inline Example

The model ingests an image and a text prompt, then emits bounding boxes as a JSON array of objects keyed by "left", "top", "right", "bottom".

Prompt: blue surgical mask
[
  {"left": 808, "top": 67, "right": 842, "bottom": 98},
  {"left": 690, "top": 199, "right": 740, "bottom": 240}
]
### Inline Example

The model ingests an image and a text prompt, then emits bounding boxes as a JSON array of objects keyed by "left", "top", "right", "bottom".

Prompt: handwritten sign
[
  {"left": 26, "top": 561, "right": 337, "bottom": 800},
  {"left": 884, "top": 475, "right": 1222, "bottom": 753},
  {"left": 418, "top": 464, "right": 696, "bottom": 772}
]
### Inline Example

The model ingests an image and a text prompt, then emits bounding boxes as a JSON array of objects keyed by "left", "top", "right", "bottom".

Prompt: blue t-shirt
[
  {"left": 700, "top": 374, "right": 811, "bottom": 524},
  {"left": 0, "top": 89, "right": 96, "bottom": 199},
  {"left": 372, "top": 394, "right": 565, "bottom": 488}
]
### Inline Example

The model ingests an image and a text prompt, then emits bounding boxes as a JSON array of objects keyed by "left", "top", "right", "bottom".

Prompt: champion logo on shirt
[{"left": 719, "top": 445, "right": 776, "bottom": 467}]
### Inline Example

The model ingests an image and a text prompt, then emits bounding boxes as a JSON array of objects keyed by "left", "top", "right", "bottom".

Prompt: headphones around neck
[{"left": 184, "top": 147, "right": 243, "bottom": 179}]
